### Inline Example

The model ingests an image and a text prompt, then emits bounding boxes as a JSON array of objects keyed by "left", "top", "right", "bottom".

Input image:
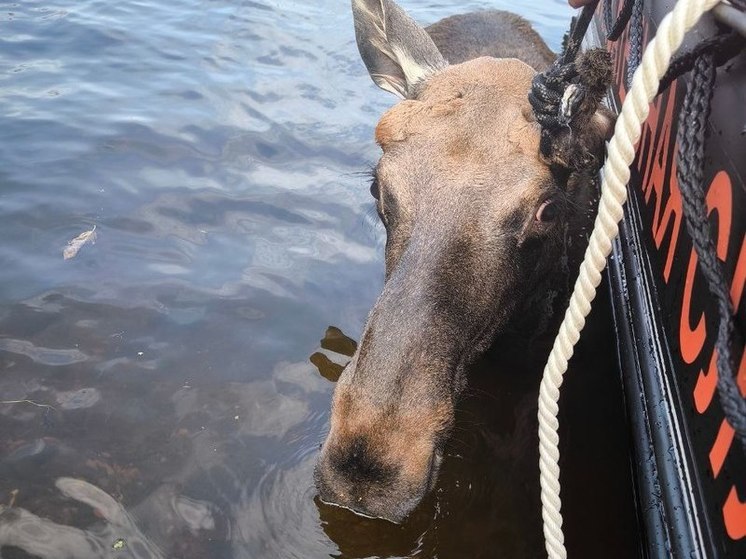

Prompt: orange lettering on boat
[
  {"left": 694, "top": 351, "right": 718, "bottom": 414},
  {"left": 653, "top": 167, "right": 682, "bottom": 283},
  {"left": 730, "top": 235, "right": 746, "bottom": 312},
  {"left": 723, "top": 486, "right": 746, "bottom": 540},
  {"left": 705, "top": 293, "right": 746, "bottom": 538},
  {"left": 680, "top": 251, "right": 707, "bottom": 364},
  {"left": 632, "top": 83, "right": 682, "bottom": 283},
  {"left": 691, "top": 173, "right": 741, "bottom": 412},
  {"left": 709, "top": 419, "right": 735, "bottom": 478}
]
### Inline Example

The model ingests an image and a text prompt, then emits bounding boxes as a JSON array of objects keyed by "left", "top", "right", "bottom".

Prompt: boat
[{"left": 581, "top": 1, "right": 745, "bottom": 557}]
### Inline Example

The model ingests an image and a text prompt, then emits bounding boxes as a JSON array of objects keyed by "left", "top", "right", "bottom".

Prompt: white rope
[{"left": 538, "top": 0, "right": 722, "bottom": 557}]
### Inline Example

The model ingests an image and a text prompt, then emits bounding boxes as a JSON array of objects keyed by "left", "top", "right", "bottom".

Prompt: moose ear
[{"left": 352, "top": 0, "right": 447, "bottom": 98}]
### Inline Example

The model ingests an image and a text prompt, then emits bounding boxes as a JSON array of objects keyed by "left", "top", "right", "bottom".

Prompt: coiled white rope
[{"left": 538, "top": 0, "right": 722, "bottom": 557}]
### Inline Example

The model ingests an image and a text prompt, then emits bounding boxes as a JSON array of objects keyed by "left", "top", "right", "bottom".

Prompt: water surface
[{"left": 0, "top": 1, "right": 639, "bottom": 557}]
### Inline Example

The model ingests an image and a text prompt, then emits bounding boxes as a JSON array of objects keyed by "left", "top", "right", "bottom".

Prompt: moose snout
[
  {"left": 314, "top": 262, "right": 458, "bottom": 522},
  {"left": 315, "top": 431, "right": 441, "bottom": 523}
]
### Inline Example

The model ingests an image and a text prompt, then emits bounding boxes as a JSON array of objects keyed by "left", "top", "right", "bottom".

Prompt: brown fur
[{"left": 426, "top": 11, "right": 555, "bottom": 70}]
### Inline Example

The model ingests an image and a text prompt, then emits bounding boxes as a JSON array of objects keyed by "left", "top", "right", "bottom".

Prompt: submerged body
[{"left": 315, "top": 0, "right": 611, "bottom": 522}]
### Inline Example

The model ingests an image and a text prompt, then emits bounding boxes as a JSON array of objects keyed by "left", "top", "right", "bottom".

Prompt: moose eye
[
  {"left": 536, "top": 199, "right": 558, "bottom": 223},
  {"left": 370, "top": 178, "right": 380, "bottom": 200}
]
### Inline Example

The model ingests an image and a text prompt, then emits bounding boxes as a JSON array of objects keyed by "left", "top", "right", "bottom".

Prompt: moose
[{"left": 315, "top": 0, "right": 613, "bottom": 523}]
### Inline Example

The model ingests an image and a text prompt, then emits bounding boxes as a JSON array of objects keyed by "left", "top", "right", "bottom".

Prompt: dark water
[{"left": 0, "top": 1, "right": 640, "bottom": 557}]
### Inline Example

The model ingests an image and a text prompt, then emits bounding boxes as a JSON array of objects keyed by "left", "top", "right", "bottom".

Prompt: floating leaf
[{"left": 63, "top": 226, "right": 96, "bottom": 260}]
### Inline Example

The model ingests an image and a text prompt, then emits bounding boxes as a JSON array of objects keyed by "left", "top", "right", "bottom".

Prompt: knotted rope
[{"left": 528, "top": 1, "right": 607, "bottom": 162}]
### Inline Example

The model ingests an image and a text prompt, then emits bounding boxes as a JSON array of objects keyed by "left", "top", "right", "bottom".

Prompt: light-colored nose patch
[{"left": 326, "top": 381, "right": 452, "bottom": 481}]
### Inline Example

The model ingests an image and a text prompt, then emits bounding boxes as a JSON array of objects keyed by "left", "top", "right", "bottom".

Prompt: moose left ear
[{"left": 352, "top": 0, "right": 448, "bottom": 99}]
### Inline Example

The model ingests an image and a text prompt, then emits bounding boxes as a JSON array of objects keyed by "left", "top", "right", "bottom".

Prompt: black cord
[
  {"left": 625, "top": 0, "right": 644, "bottom": 87},
  {"left": 606, "top": 0, "right": 637, "bottom": 41},
  {"left": 658, "top": 31, "right": 745, "bottom": 95},
  {"left": 676, "top": 54, "right": 746, "bottom": 450},
  {"left": 561, "top": 1, "right": 602, "bottom": 64}
]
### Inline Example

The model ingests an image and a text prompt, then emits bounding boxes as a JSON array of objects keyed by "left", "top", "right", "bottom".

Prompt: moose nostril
[
  {"left": 330, "top": 436, "right": 395, "bottom": 485},
  {"left": 316, "top": 437, "right": 436, "bottom": 523}
]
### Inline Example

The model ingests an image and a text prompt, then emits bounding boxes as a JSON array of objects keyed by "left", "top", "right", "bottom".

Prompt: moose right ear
[{"left": 352, "top": 0, "right": 447, "bottom": 99}]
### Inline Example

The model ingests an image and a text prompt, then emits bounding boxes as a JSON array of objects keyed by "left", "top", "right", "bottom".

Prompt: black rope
[
  {"left": 625, "top": 0, "right": 644, "bottom": 87},
  {"left": 529, "top": 1, "right": 603, "bottom": 159},
  {"left": 561, "top": 1, "right": 601, "bottom": 64},
  {"left": 676, "top": 54, "right": 746, "bottom": 450},
  {"left": 602, "top": 0, "right": 644, "bottom": 88},
  {"left": 658, "top": 31, "right": 746, "bottom": 95},
  {"left": 528, "top": 62, "right": 579, "bottom": 130},
  {"left": 605, "top": 0, "right": 636, "bottom": 41},
  {"left": 603, "top": 0, "right": 613, "bottom": 33}
]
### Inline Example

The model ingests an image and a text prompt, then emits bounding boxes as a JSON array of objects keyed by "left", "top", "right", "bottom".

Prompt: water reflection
[
  {"left": 0, "top": 338, "right": 88, "bottom": 366},
  {"left": 310, "top": 326, "right": 356, "bottom": 382},
  {"left": 317, "top": 497, "right": 432, "bottom": 558},
  {"left": 0, "top": 476, "right": 223, "bottom": 559},
  {"left": 0, "top": 0, "right": 638, "bottom": 557},
  {"left": 0, "top": 352, "right": 330, "bottom": 558}
]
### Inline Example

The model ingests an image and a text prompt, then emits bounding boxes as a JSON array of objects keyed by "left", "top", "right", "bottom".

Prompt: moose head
[{"left": 315, "top": 0, "right": 612, "bottom": 522}]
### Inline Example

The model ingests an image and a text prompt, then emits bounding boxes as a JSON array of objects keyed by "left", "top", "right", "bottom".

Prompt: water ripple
[{"left": 0, "top": 1, "right": 576, "bottom": 558}]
